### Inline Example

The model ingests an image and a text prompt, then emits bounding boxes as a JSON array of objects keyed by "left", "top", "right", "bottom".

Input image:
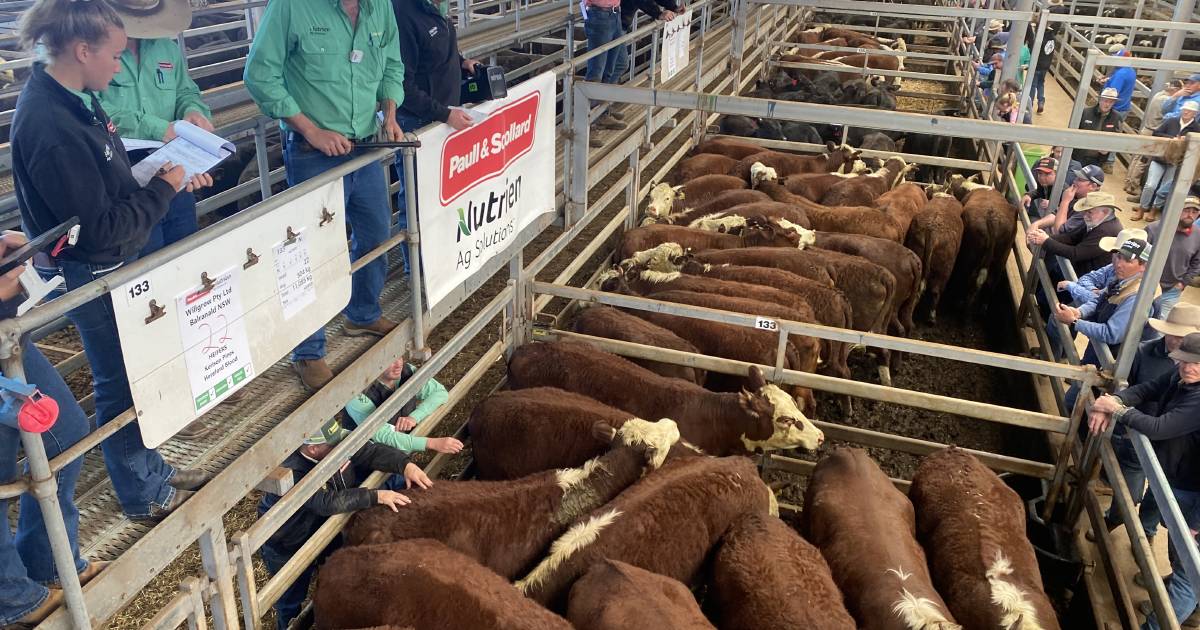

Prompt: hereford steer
[
  {"left": 517, "top": 455, "right": 774, "bottom": 610},
  {"left": 507, "top": 340, "right": 823, "bottom": 453},
  {"left": 783, "top": 172, "right": 856, "bottom": 201},
  {"left": 571, "top": 305, "right": 705, "bottom": 384},
  {"left": 906, "top": 193, "right": 964, "bottom": 324},
  {"left": 616, "top": 222, "right": 808, "bottom": 261},
  {"left": 712, "top": 513, "right": 856, "bottom": 630},
  {"left": 805, "top": 448, "right": 960, "bottom": 630},
  {"left": 621, "top": 288, "right": 821, "bottom": 410},
  {"left": 660, "top": 200, "right": 811, "bottom": 230},
  {"left": 693, "top": 247, "right": 895, "bottom": 336},
  {"left": 694, "top": 137, "right": 766, "bottom": 160},
  {"left": 673, "top": 153, "right": 739, "bottom": 181},
  {"left": 820, "top": 157, "right": 910, "bottom": 207},
  {"left": 873, "top": 182, "right": 927, "bottom": 241},
  {"left": 641, "top": 189, "right": 771, "bottom": 225},
  {"left": 729, "top": 143, "right": 861, "bottom": 181},
  {"left": 756, "top": 181, "right": 907, "bottom": 242},
  {"left": 910, "top": 448, "right": 1060, "bottom": 630},
  {"left": 567, "top": 560, "right": 715, "bottom": 630},
  {"left": 943, "top": 176, "right": 1018, "bottom": 309},
  {"left": 342, "top": 418, "right": 681, "bottom": 579},
  {"left": 646, "top": 175, "right": 748, "bottom": 217},
  {"left": 468, "top": 388, "right": 698, "bottom": 479},
  {"left": 314, "top": 540, "right": 573, "bottom": 630},
  {"left": 812, "top": 231, "right": 921, "bottom": 340}
]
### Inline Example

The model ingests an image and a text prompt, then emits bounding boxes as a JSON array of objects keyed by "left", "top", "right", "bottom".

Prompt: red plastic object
[{"left": 17, "top": 392, "right": 58, "bottom": 433}]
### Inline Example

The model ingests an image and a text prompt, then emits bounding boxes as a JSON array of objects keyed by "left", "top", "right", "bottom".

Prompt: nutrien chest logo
[{"left": 440, "top": 91, "right": 540, "bottom": 209}]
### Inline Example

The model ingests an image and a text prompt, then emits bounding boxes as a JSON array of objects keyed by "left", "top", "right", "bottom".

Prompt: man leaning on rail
[
  {"left": 244, "top": 0, "right": 406, "bottom": 391},
  {"left": 258, "top": 418, "right": 431, "bottom": 630},
  {"left": 1089, "top": 332, "right": 1200, "bottom": 630}
]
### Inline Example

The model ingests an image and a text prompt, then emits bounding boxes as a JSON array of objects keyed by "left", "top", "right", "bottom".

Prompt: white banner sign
[
  {"left": 661, "top": 10, "right": 693, "bottom": 82},
  {"left": 416, "top": 71, "right": 557, "bottom": 310}
]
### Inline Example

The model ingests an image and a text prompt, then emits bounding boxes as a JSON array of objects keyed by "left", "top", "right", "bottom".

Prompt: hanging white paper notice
[
  {"left": 273, "top": 230, "right": 317, "bottom": 320},
  {"left": 176, "top": 268, "right": 254, "bottom": 412}
]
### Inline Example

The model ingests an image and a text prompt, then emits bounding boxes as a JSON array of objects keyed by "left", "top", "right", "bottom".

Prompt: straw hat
[
  {"left": 1149, "top": 303, "right": 1200, "bottom": 338},
  {"left": 987, "top": 19, "right": 1004, "bottom": 32},
  {"left": 1098, "top": 226, "right": 1148, "bottom": 251},
  {"left": 105, "top": 0, "right": 198, "bottom": 39},
  {"left": 1100, "top": 87, "right": 1119, "bottom": 99}
]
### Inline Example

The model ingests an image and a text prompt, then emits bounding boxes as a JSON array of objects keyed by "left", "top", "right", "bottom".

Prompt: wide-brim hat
[
  {"left": 1098, "top": 226, "right": 1148, "bottom": 252},
  {"left": 1168, "top": 332, "right": 1200, "bottom": 363},
  {"left": 988, "top": 19, "right": 1004, "bottom": 32},
  {"left": 1149, "top": 303, "right": 1200, "bottom": 338},
  {"left": 105, "top": 0, "right": 196, "bottom": 39},
  {"left": 1073, "top": 190, "right": 1118, "bottom": 214}
]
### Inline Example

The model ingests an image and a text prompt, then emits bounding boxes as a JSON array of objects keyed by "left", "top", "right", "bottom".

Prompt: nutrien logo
[{"left": 439, "top": 91, "right": 539, "bottom": 205}]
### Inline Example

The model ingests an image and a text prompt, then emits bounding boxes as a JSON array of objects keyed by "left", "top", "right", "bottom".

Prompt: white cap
[{"left": 1100, "top": 87, "right": 1119, "bottom": 99}]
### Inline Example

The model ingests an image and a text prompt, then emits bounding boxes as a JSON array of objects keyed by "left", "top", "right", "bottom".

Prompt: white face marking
[
  {"left": 750, "top": 162, "right": 779, "bottom": 186},
  {"left": 616, "top": 418, "right": 680, "bottom": 471},
  {"left": 648, "top": 183, "right": 680, "bottom": 217},
  {"left": 773, "top": 218, "right": 816, "bottom": 248},
  {"left": 741, "top": 385, "right": 823, "bottom": 451}
]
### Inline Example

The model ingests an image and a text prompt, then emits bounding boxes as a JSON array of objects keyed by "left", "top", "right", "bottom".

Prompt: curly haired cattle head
[{"left": 738, "top": 366, "right": 823, "bottom": 452}]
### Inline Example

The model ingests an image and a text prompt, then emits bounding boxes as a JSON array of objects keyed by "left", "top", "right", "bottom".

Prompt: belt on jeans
[
  {"left": 286, "top": 131, "right": 376, "bottom": 150},
  {"left": 586, "top": 5, "right": 620, "bottom": 12}
]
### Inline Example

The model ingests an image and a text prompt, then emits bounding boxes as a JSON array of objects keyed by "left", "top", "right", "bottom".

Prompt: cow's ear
[
  {"left": 592, "top": 422, "right": 619, "bottom": 444},
  {"left": 826, "top": 140, "right": 837, "bottom": 152},
  {"left": 747, "top": 365, "right": 767, "bottom": 390}
]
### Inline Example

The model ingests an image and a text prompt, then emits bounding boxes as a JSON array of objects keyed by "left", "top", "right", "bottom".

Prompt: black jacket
[
  {"left": 393, "top": 0, "right": 463, "bottom": 123},
  {"left": 1150, "top": 116, "right": 1198, "bottom": 164},
  {"left": 258, "top": 441, "right": 412, "bottom": 554},
  {"left": 11, "top": 64, "right": 175, "bottom": 264},
  {"left": 1129, "top": 337, "right": 1177, "bottom": 393},
  {"left": 1116, "top": 370, "right": 1200, "bottom": 491},
  {"left": 1074, "top": 104, "right": 1122, "bottom": 166},
  {"left": 621, "top": 0, "right": 679, "bottom": 29},
  {"left": 1041, "top": 213, "right": 1123, "bottom": 275}
]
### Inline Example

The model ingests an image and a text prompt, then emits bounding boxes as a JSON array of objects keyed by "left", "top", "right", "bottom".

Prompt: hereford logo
[{"left": 439, "top": 91, "right": 539, "bottom": 205}]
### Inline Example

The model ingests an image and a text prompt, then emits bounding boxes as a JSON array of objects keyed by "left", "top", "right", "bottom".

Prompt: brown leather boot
[
  {"left": 1130, "top": 206, "right": 1147, "bottom": 221},
  {"left": 293, "top": 359, "right": 333, "bottom": 391},
  {"left": 6, "top": 588, "right": 63, "bottom": 628},
  {"left": 1146, "top": 207, "right": 1162, "bottom": 222},
  {"left": 344, "top": 316, "right": 397, "bottom": 338}
]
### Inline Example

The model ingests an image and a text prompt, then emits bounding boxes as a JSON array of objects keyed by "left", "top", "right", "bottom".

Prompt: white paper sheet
[
  {"left": 130, "top": 120, "right": 236, "bottom": 189},
  {"left": 176, "top": 268, "right": 254, "bottom": 412},
  {"left": 273, "top": 230, "right": 317, "bottom": 320}
]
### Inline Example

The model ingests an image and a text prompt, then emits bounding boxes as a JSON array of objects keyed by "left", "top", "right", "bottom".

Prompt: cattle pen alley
[{"left": 1, "top": 0, "right": 1198, "bottom": 626}]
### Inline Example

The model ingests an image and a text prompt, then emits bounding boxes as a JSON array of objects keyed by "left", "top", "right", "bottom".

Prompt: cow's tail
[{"left": 919, "top": 222, "right": 935, "bottom": 297}]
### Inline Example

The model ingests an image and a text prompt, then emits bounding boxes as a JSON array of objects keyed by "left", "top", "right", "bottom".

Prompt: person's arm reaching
[
  {"left": 377, "top": 2, "right": 405, "bottom": 140},
  {"left": 410, "top": 377, "right": 449, "bottom": 423},
  {"left": 1116, "top": 379, "right": 1200, "bottom": 440}
]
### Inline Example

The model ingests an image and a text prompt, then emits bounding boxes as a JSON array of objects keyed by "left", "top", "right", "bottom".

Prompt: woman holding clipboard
[{"left": 10, "top": 0, "right": 212, "bottom": 523}]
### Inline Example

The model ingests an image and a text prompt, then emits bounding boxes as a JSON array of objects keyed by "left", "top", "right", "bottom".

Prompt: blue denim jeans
[
  {"left": 584, "top": 8, "right": 625, "bottom": 84},
  {"left": 283, "top": 139, "right": 392, "bottom": 361},
  {"left": 609, "top": 20, "right": 630, "bottom": 83},
  {"left": 139, "top": 191, "right": 199, "bottom": 257},
  {"left": 1143, "top": 487, "right": 1200, "bottom": 629},
  {"left": 1032, "top": 69, "right": 1047, "bottom": 107},
  {"left": 50, "top": 259, "right": 176, "bottom": 517},
  {"left": 0, "top": 343, "right": 90, "bottom": 624},
  {"left": 1103, "top": 432, "right": 1161, "bottom": 532},
  {"left": 392, "top": 112, "right": 431, "bottom": 275},
  {"left": 1154, "top": 286, "right": 1184, "bottom": 322},
  {"left": 1141, "top": 161, "right": 1178, "bottom": 211}
]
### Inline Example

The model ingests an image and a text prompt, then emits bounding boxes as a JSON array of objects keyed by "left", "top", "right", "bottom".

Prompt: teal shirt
[
  {"left": 99, "top": 39, "right": 211, "bottom": 142},
  {"left": 243, "top": 0, "right": 405, "bottom": 138},
  {"left": 344, "top": 374, "right": 449, "bottom": 452}
]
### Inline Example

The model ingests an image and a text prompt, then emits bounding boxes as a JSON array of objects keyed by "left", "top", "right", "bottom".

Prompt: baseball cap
[
  {"left": 303, "top": 418, "right": 351, "bottom": 446},
  {"left": 1115, "top": 238, "right": 1152, "bottom": 263},
  {"left": 1168, "top": 332, "right": 1200, "bottom": 364},
  {"left": 1108, "top": 44, "right": 1125, "bottom": 55},
  {"left": 1185, "top": 196, "right": 1200, "bottom": 210},
  {"left": 1100, "top": 87, "right": 1119, "bottom": 99},
  {"left": 1187, "top": 73, "right": 1200, "bottom": 83},
  {"left": 1072, "top": 164, "right": 1105, "bottom": 186},
  {"left": 1033, "top": 157, "right": 1058, "bottom": 173},
  {"left": 1099, "top": 227, "right": 1148, "bottom": 252}
]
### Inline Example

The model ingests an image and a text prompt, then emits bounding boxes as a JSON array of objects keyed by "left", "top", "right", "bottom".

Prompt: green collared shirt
[
  {"left": 243, "top": 0, "right": 405, "bottom": 138},
  {"left": 98, "top": 39, "right": 211, "bottom": 142}
]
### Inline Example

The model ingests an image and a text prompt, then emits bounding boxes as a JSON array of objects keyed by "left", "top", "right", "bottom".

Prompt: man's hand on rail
[
  {"left": 404, "top": 462, "right": 433, "bottom": 490},
  {"left": 382, "top": 116, "right": 404, "bottom": 142},
  {"left": 1088, "top": 409, "right": 1113, "bottom": 434},
  {"left": 375, "top": 490, "right": 412, "bottom": 512},
  {"left": 660, "top": 9, "right": 676, "bottom": 20},
  {"left": 1027, "top": 227, "right": 1049, "bottom": 246},
  {"left": 1052, "top": 302, "right": 1080, "bottom": 325},
  {"left": 0, "top": 233, "right": 27, "bottom": 300},
  {"left": 305, "top": 128, "right": 354, "bottom": 157},
  {"left": 1093, "top": 394, "right": 1125, "bottom": 415}
]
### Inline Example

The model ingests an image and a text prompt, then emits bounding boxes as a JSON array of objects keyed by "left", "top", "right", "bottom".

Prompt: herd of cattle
[{"left": 300, "top": 134, "right": 1053, "bottom": 628}]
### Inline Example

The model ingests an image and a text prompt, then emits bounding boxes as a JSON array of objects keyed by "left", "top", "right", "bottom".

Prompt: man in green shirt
[
  {"left": 244, "top": 0, "right": 405, "bottom": 391},
  {"left": 99, "top": 2, "right": 212, "bottom": 258}
]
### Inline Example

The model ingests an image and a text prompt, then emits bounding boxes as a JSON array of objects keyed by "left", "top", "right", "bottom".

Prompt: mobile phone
[{"left": 0, "top": 217, "right": 80, "bottom": 276}]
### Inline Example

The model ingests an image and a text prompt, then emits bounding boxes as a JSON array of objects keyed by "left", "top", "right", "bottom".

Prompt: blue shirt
[
  {"left": 1104, "top": 66, "right": 1136, "bottom": 113},
  {"left": 1063, "top": 264, "right": 1115, "bottom": 305},
  {"left": 1162, "top": 92, "right": 1200, "bottom": 120},
  {"left": 1075, "top": 273, "right": 1150, "bottom": 345}
]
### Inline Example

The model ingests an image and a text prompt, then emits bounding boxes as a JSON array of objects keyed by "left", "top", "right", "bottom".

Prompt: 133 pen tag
[{"left": 349, "top": 50, "right": 364, "bottom": 63}]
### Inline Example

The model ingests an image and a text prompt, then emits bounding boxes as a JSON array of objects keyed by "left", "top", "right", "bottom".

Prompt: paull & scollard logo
[{"left": 439, "top": 91, "right": 539, "bottom": 206}]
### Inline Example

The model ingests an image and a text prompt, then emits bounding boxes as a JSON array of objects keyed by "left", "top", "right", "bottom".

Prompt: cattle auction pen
[{"left": 2, "top": 0, "right": 1199, "bottom": 627}]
